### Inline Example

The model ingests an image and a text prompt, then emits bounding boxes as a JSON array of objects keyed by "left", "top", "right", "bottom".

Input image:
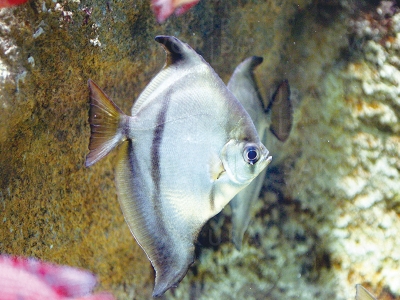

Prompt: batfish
[
  {"left": 85, "top": 36, "right": 272, "bottom": 296},
  {"left": 227, "top": 56, "right": 292, "bottom": 250}
]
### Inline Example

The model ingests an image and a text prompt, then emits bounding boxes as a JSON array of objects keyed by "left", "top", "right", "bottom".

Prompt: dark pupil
[{"left": 247, "top": 149, "right": 257, "bottom": 161}]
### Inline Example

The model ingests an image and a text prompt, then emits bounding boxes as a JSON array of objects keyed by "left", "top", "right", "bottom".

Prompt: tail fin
[{"left": 85, "top": 80, "right": 127, "bottom": 167}]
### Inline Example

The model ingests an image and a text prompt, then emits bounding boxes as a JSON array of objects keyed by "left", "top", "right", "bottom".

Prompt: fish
[
  {"left": 356, "top": 284, "right": 378, "bottom": 300},
  {"left": 227, "top": 56, "right": 292, "bottom": 250},
  {"left": 0, "top": 255, "right": 114, "bottom": 300},
  {"left": 0, "top": 0, "right": 28, "bottom": 8},
  {"left": 151, "top": 0, "right": 200, "bottom": 23},
  {"left": 85, "top": 36, "right": 272, "bottom": 296}
]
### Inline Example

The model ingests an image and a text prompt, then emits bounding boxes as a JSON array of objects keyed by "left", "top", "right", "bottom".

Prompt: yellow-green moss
[{"left": 0, "top": 1, "right": 159, "bottom": 298}]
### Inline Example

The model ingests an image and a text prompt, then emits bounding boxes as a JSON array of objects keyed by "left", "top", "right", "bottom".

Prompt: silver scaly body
[{"left": 85, "top": 37, "right": 272, "bottom": 296}]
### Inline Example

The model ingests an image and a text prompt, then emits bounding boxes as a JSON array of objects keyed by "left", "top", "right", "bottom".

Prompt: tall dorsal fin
[
  {"left": 246, "top": 56, "right": 263, "bottom": 72},
  {"left": 231, "top": 56, "right": 263, "bottom": 79},
  {"left": 131, "top": 36, "right": 204, "bottom": 116},
  {"left": 228, "top": 56, "right": 265, "bottom": 112},
  {"left": 155, "top": 35, "right": 199, "bottom": 66}
]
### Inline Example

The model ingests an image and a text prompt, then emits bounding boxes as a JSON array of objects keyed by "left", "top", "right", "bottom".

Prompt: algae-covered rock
[{"left": 1, "top": 0, "right": 400, "bottom": 299}]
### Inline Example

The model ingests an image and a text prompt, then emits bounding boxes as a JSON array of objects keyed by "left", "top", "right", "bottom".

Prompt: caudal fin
[{"left": 85, "top": 80, "right": 127, "bottom": 167}]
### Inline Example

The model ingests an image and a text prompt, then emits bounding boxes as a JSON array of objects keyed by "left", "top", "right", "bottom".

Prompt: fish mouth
[{"left": 261, "top": 147, "right": 272, "bottom": 165}]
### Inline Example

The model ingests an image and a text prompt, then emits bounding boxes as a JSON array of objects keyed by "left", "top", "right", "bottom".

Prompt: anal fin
[{"left": 115, "top": 140, "right": 195, "bottom": 297}]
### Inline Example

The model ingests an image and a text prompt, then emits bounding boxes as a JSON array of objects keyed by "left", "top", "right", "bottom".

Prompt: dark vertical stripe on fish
[
  {"left": 209, "top": 185, "right": 215, "bottom": 211},
  {"left": 124, "top": 139, "right": 174, "bottom": 275},
  {"left": 151, "top": 92, "right": 172, "bottom": 206},
  {"left": 151, "top": 125, "right": 163, "bottom": 198},
  {"left": 148, "top": 93, "right": 178, "bottom": 275}
]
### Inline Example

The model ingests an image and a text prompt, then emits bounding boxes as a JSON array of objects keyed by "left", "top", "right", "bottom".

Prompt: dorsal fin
[
  {"left": 155, "top": 35, "right": 198, "bottom": 66},
  {"left": 131, "top": 36, "right": 204, "bottom": 116},
  {"left": 246, "top": 56, "right": 263, "bottom": 72},
  {"left": 231, "top": 56, "right": 263, "bottom": 80},
  {"left": 227, "top": 56, "right": 265, "bottom": 113}
]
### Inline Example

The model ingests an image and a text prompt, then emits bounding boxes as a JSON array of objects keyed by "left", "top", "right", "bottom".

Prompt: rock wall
[{"left": 1, "top": 0, "right": 399, "bottom": 299}]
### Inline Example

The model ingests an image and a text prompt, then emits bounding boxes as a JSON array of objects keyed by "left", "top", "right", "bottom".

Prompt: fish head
[{"left": 221, "top": 139, "right": 272, "bottom": 187}]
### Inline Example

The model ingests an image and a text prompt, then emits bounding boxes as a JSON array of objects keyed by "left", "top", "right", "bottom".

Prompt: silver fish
[
  {"left": 356, "top": 284, "right": 378, "bottom": 300},
  {"left": 85, "top": 36, "right": 272, "bottom": 296},
  {"left": 227, "top": 56, "right": 292, "bottom": 250}
]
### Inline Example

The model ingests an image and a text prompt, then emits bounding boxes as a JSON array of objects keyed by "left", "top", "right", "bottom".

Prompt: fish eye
[{"left": 243, "top": 144, "right": 260, "bottom": 165}]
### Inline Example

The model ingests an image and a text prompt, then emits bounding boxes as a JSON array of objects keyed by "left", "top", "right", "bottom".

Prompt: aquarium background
[{"left": 1, "top": 0, "right": 400, "bottom": 299}]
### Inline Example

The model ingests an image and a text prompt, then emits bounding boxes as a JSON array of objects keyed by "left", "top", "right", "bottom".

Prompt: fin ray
[
  {"left": 85, "top": 79, "right": 126, "bottom": 167},
  {"left": 155, "top": 35, "right": 191, "bottom": 65}
]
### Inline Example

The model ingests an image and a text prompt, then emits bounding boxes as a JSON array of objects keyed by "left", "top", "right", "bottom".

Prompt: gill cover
[{"left": 221, "top": 139, "right": 271, "bottom": 185}]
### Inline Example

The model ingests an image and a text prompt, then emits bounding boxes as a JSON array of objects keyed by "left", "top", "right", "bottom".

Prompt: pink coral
[
  {"left": 0, "top": 255, "right": 114, "bottom": 300},
  {"left": 151, "top": 0, "right": 200, "bottom": 23},
  {"left": 0, "top": 0, "right": 28, "bottom": 8}
]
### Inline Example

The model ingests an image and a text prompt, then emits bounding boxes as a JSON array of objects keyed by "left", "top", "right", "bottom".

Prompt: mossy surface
[{"left": 0, "top": 1, "right": 158, "bottom": 298}]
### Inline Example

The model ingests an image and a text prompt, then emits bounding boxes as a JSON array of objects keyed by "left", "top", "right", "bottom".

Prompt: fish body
[
  {"left": 151, "top": 0, "right": 200, "bottom": 23},
  {"left": 355, "top": 284, "right": 378, "bottom": 300},
  {"left": 0, "top": 255, "right": 114, "bottom": 300},
  {"left": 86, "top": 36, "right": 271, "bottom": 296},
  {"left": 227, "top": 56, "right": 292, "bottom": 250}
]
